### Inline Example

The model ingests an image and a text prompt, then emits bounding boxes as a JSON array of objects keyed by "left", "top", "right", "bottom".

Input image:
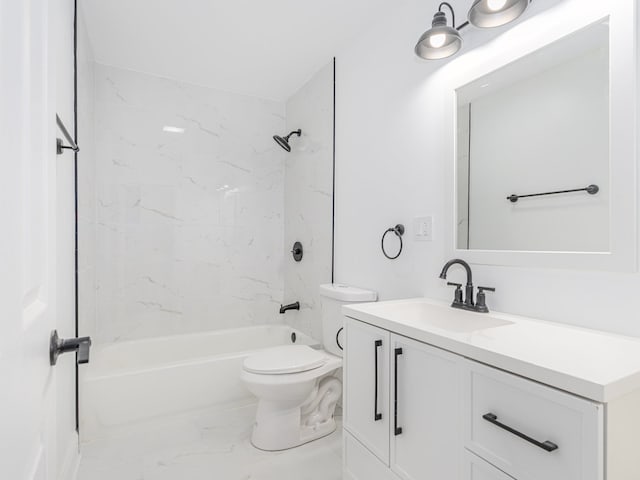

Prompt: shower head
[{"left": 273, "top": 129, "right": 302, "bottom": 152}]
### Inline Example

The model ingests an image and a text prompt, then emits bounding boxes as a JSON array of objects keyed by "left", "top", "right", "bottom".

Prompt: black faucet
[
  {"left": 280, "top": 302, "right": 300, "bottom": 314},
  {"left": 439, "top": 259, "right": 495, "bottom": 313}
]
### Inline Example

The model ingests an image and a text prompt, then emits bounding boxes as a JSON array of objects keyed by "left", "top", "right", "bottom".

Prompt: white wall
[
  {"left": 335, "top": 0, "right": 640, "bottom": 338},
  {"left": 91, "top": 64, "right": 286, "bottom": 343},
  {"left": 283, "top": 61, "right": 334, "bottom": 340}
]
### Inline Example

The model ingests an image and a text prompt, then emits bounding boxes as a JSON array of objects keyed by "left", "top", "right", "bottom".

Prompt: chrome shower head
[{"left": 273, "top": 129, "right": 302, "bottom": 152}]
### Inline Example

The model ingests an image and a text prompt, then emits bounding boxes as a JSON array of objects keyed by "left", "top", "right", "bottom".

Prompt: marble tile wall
[
  {"left": 77, "top": 7, "right": 97, "bottom": 340},
  {"left": 283, "top": 61, "right": 334, "bottom": 340},
  {"left": 92, "top": 64, "right": 286, "bottom": 343}
]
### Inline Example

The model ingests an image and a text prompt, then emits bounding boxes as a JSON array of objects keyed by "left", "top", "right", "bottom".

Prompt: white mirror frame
[{"left": 443, "top": 0, "right": 637, "bottom": 272}]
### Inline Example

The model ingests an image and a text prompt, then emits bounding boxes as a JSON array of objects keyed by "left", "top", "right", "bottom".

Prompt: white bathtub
[{"left": 80, "top": 325, "right": 317, "bottom": 441}]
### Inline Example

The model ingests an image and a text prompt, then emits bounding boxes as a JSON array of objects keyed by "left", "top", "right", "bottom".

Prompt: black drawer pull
[
  {"left": 374, "top": 340, "right": 383, "bottom": 421},
  {"left": 482, "top": 413, "right": 559, "bottom": 452},
  {"left": 394, "top": 348, "right": 403, "bottom": 435}
]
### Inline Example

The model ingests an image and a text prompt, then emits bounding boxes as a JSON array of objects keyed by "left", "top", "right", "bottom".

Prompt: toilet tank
[{"left": 319, "top": 284, "right": 377, "bottom": 357}]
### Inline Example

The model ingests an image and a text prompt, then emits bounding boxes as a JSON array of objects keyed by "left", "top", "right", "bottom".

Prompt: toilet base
[
  {"left": 251, "top": 416, "right": 337, "bottom": 452},
  {"left": 250, "top": 376, "right": 342, "bottom": 451}
]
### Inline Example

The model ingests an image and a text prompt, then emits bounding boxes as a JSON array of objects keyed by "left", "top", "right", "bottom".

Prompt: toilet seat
[{"left": 243, "top": 345, "right": 327, "bottom": 375}]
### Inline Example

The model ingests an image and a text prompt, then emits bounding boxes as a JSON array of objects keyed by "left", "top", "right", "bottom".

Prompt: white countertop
[{"left": 343, "top": 298, "right": 640, "bottom": 403}]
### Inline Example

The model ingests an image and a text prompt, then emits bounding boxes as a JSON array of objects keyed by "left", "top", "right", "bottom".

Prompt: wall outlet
[{"left": 414, "top": 216, "right": 433, "bottom": 242}]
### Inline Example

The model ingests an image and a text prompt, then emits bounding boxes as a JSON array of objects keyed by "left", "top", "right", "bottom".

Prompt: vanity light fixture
[
  {"left": 468, "top": 0, "right": 530, "bottom": 28},
  {"left": 414, "top": 0, "right": 532, "bottom": 60},
  {"left": 414, "top": 2, "right": 465, "bottom": 60}
]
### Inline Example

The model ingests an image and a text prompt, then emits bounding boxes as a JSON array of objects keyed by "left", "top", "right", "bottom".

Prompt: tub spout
[{"left": 280, "top": 302, "right": 300, "bottom": 314}]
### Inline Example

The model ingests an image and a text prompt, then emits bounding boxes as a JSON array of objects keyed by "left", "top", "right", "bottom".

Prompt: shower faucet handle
[{"left": 290, "top": 241, "right": 303, "bottom": 262}]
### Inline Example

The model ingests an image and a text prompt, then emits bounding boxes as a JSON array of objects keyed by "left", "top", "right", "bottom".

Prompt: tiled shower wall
[
  {"left": 90, "top": 64, "right": 286, "bottom": 343},
  {"left": 283, "top": 62, "right": 334, "bottom": 340},
  {"left": 77, "top": 7, "right": 97, "bottom": 341}
]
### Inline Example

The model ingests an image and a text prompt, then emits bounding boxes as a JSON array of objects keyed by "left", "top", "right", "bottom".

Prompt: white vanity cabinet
[
  {"left": 343, "top": 299, "right": 640, "bottom": 479},
  {"left": 344, "top": 320, "right": 462, "bottom": 480}
]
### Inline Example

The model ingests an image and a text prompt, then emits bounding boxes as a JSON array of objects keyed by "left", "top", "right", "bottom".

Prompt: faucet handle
[
  {"left": 476, "top": 286, "right": 495, "bottom": 313},
  {"left": 446, "top": 282, "right": 463, "bottom": 305}
]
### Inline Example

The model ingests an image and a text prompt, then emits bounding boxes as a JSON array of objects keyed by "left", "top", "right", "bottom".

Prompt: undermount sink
[{"left": 346, "top": 299, "right": 513, "bottom": 334}]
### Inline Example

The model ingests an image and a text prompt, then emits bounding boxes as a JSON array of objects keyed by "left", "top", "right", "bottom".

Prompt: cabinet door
[
  {"left": 390, "top": 334, "right": 462, "bottom": 480},
  {"left": 463, "top": 450, "right": 516, "bottom": 480},
  {"left": 344, "top": 319, "right": 391, "bottom": 464},
  {"left": 344, "top": 432, "right": 401, "bottom": 480}
]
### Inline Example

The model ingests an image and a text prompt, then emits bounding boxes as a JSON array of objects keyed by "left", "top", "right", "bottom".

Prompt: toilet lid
[{"left": 243, "top": 345, "right": 327, "bottom": 375}]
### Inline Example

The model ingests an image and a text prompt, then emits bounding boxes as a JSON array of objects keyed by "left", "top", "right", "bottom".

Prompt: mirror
[{"left": 456, "top": 20, "right": 609, "bottom": 252}]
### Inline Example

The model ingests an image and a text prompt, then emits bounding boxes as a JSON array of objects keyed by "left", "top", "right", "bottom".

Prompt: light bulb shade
[
  {"left": 415, "top": 25, "right": 463, "bottom": 60},
  {"left": 468, "top": 0, "right": 530, "bottom": 28}
]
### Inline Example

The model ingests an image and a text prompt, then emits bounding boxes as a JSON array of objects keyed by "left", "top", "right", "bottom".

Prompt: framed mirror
[
  {"left": 443, "top": 1, "right": 637, "bottom": 271},
  {"left": 456, "top": 20, "right": 609, "bottom": 253}
]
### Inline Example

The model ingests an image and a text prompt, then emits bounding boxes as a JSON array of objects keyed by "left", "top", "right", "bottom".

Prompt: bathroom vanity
[{"left": 342, "top": 299, "right": 640, "bottom": 480}]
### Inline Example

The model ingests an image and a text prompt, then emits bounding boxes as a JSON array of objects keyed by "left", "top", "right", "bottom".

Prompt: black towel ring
[{"left": 381, "top": 224, "right": 405, "bottom": 260}]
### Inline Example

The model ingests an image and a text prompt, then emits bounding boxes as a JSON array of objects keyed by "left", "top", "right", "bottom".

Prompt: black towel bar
[{"left": 507, "top": 184, "right": 599, "bottom": 203}]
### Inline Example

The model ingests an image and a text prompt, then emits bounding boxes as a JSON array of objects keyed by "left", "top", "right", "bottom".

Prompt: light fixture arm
[
  {"left": 438, "top": 2, "right": 469, "bottom": 31},
  {"left": 438, "top": 2, "right": 456, "bottom": 28}
]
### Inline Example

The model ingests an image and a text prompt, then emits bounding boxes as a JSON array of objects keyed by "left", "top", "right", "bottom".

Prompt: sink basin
[{"left": 347, "top": 299, "right": 513, "bottom": 334}]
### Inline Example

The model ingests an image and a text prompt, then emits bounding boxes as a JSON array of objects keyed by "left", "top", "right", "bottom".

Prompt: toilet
[{"left": 241, "top": 283, "right": 377, "bottom": 451}]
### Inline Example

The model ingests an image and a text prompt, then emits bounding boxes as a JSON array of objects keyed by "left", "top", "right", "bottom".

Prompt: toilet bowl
[
  {"left": 241, "top": 345, "right": 342, "bottom": 451},
  {"left": 241, "top": 283, "right": 377, "bottom": 451}
]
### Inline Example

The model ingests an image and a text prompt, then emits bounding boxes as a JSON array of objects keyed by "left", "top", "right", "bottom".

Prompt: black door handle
[
  {"left": 482, "top": 413, "right": 558, "bottom": 452},
  {"left": 50, "top": 330, "right": 92, "bottom": 366},
  {"left": 374, "top": 340, "right": 383, "bottom": 421},
  {"left": 394, "top": 347, "right": 403, "bottom": 435}
]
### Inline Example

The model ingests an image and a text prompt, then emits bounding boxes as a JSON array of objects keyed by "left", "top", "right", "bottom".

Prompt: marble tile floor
[{"left": 77, "top": 402, "right": 343, "bottom": 480}]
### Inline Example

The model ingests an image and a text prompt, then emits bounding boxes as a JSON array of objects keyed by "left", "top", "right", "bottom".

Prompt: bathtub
[{"left": 80, "top": 325, "right": 317, "bottom": 441}]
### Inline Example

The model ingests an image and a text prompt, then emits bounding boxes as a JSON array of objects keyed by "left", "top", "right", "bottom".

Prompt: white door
[
  {"left": 390, "top": 334, "right": 463, "bottom": 480},
  {"left": 344, "top": 319, "right": 391, "bottom": 464},
  {"left": 0, "top": 0, "right": 59, "bottom": 478}
]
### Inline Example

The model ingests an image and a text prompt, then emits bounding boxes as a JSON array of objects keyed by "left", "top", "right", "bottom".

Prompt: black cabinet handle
[
  {"left": 482, "top": 413, "right": 558, "bottom": 452},
  {"left": 374, "top": 340, "right": 383, "bottom": 421},
  {"left": 394, "top": 347, "right": 403, "bottom": 435}
]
